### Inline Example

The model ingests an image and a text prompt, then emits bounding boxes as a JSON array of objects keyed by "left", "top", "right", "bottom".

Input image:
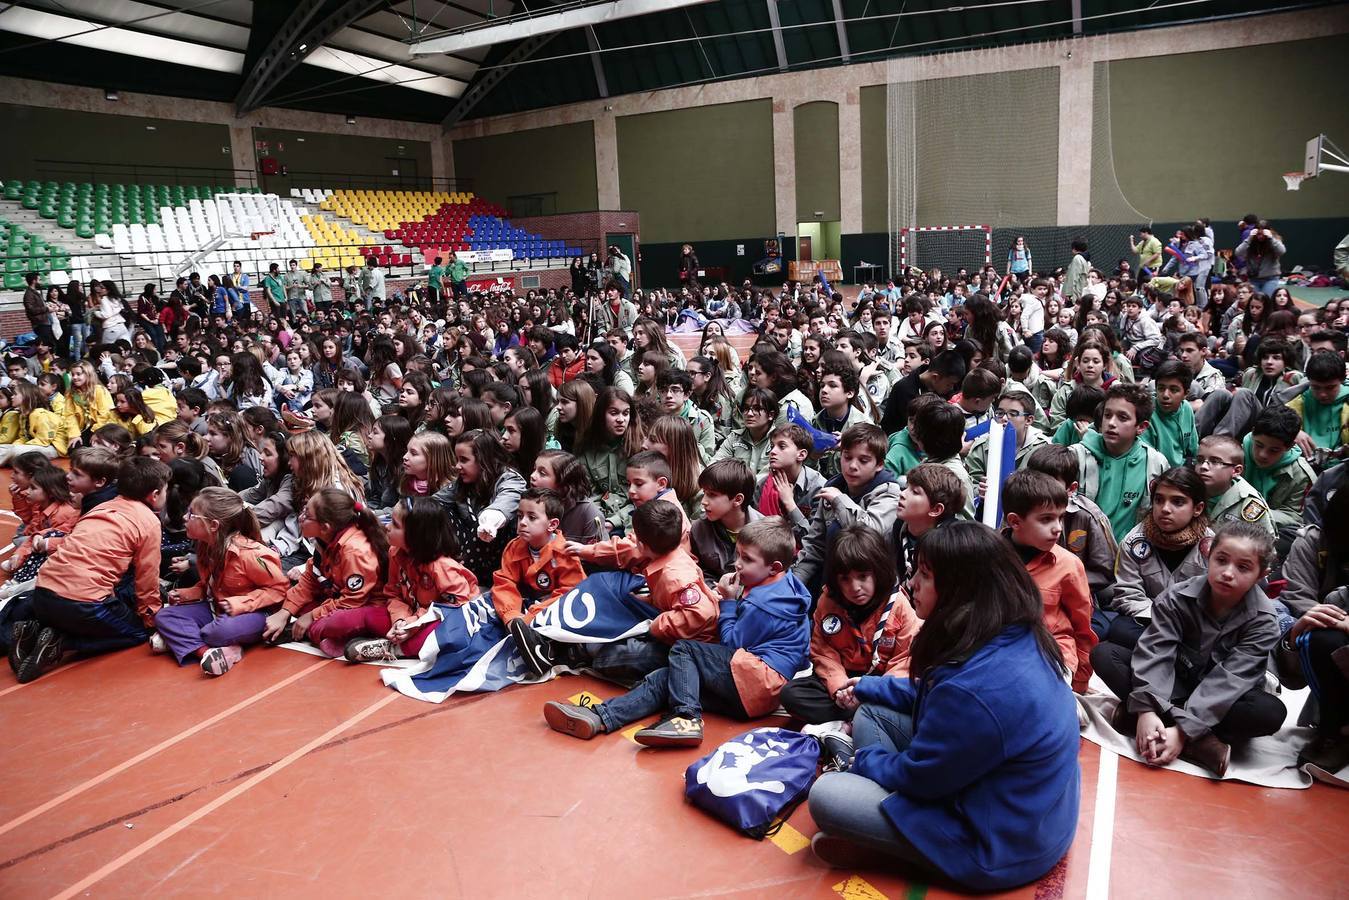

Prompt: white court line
[{"left": 1085, "top": 747, "right": 1118, "bottom": 900}]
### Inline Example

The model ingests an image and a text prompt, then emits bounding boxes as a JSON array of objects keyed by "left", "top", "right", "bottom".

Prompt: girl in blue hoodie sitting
[
  {"left": 808, "top": 521, "right": 1080, "bottom": 892},
  {"left": 543, "top": 513, "right": 810, "bottom": 747}
]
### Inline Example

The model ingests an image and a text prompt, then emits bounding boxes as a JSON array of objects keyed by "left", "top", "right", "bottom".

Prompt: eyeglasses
[
  {"left": 992, "top": 409, "right": 1029, "bottom": 421},
  {"left": 1194, "top": 456, "right": 1237, "bottom": 469}
]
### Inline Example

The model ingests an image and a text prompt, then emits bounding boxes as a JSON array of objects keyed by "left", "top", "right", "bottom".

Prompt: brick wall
[{"left": 511, "top": 210, "right": 641, "bottom": 286}]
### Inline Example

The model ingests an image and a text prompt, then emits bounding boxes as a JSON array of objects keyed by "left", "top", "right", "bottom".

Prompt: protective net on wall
[{"left": 886, "top": 38, "right": 1153, "bottom": 280}]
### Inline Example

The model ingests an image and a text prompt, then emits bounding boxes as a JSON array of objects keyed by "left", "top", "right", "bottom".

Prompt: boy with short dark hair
[
  {"left": 883, "top": 392, "right": 939, "bottom": 477},
  {"left": 951, "top": 367, "right": 1001, "bottom": 442},
  {"left": 494, "top": 488, "right": 588, "bottom": 677},
  {"left": 658, "top": 369, "right": 716, "bottom": 461},
  {"left": 1002, "top": 470, "right": 1096, "bottom": 692},
  {"left": 1142, "top": 359, "right": 1198, "bottom": 467},
  {"left": 793, "top": 424, "right": 901, "bottom": 589},
  {"left": 1194, "top": 434, "right": 1275, "bottom": 534},
  {"left": 1070, "top": 383, "right": 1169, "bottom": 541},
  {"left": 1026, "top": 445, "right": 1118, "bottom": 610},
  {"left": 754, "top": 423, "right": 826, "bottom": 541},
  {"left": 1244, "top": 406, "right": 1316, "bottom": 531},
  {"left": 691, "top": 459, "right": 762, "bottom": 584},
  {"left": 1174, "top": 332, "right": 1225, "bottom": 407},
  {"left": 10, "top": 458, "right": 170, "bottom": 682},
  {"left": 66, "top": 446, "right": 120, "bottom": 514},
  {"left": 890, "top": 462, "right": 963, "bottom": 582},
  {"left": 910, "top": 399, "right": 975, "bottom": 520},
  {"left": 1285, "top": 351, "right": 1349, "bottom": 457},
  {"left": 176, "top": 386, "right": 210, "bottom": 436},
  {"left": 967, "top": 389, "right": 1050, "bottom": 510},
  {"left": 1120, "top": 295, "right": 1163, "bottom": 373},
  {"left": 544, "top": 517, "right": 810, "bottom": 746},
  {"left": 813, "top": 360, "right": 872, "bottom": 480}
]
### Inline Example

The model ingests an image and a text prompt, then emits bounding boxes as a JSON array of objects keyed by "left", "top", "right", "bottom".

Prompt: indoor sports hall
[{"left": 1, "top": 1, "right": 1348, "bottom": 897}]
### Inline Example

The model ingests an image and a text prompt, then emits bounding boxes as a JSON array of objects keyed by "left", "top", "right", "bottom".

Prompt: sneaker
[
  {"left": 344, "top": 637, "right": 397, "bottom": 663},
  {"left": 8, "top": 620, "right": 40, "bottom": 675},
  {"left": 200, "top": 645, "right": 243, "bottom": 677},
  {"left": 1179, "top": 732, "right": 1231, "bottom": 777},
  {"left": 509, "top": 617, "right": 555, "bottom": 678},
  {"left": 811, "top": 832, "right": 890, "bottom": 869},
  {"left": 633, "top": 715, "right": 704, "bottom": 748},
  {"left": 148, "top": 633, "right": 168, "bottom": 655},
  {"left": 821, "top": 732, "right": 855, "bottom": 772},
  {"left": 1298, "top": 734, "right": 1349, "bottom": 773},
  {"left": 543, "top": 700, "right": 605, "bottom": 740},
  {"left": 16, "top": 627, "right": 62, "bottom": 684}
]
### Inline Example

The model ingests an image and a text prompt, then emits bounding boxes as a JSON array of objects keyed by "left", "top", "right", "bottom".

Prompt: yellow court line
[
  {"left": 833, "top": 874, "right": 891, "bottom": 900},
  {"left": 50, "top": 691, "right": 400, "bottom": 900},
  {"left": 767, "top": 820, "right": 811, "bottom": 854},
  {"left": 0, "top": 658, "right": 331, "bottom": 840}
]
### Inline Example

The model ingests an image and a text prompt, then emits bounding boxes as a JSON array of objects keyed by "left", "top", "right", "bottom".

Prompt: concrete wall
[
  {"left": 453, "top": 122, "right": 599, "bottom": 214},
  {"left": 794, "top": 101, "right": 840, "bottom": 223}
]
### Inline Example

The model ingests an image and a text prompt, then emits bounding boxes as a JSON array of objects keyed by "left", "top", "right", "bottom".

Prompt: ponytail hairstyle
[
  {"left": 503, "top": 406, "right": 547, "bottom": 480},
  {"left": 166, "top": 457, "right": 208, "bottom": 532},
  {"left": 190, "top": 487, "right": 262, "bottom": 586},
  {"left": 689, "top": 355, "right": 734, "bottom": 416},
  {"left": 286, "top": 429, "right": 365, "bottom": 501},
  {"left": 452, "top": 429, "right": 515, "bottom": 506},
  {"left": 534, "top": 449, "right": 593, "bottom": 508},
  {"left": 402, "top": 430, "right": 457, "bottom": 495},
  {"left": 645, "top": 415, "right": 702, "bottom": 503},
  {"left": 153, "top": 419, "right": 210, "bottom": 460},
  {"left": 31, "top": 465, "right": 74, "bottom": 507},
  {"left": 92, "top": 423, "right": 136, "bottom": 460},
  {"left": 307, "top": 487, "right": 389, "bottom": 583},
  {"left": 240, "top": 406, "right": 282, "bottom": 445},
  {"left": 206, "top": 410, "right": 249, "bottom": 469},
  {"left": 395, "top": 495, "right": 461, "bottom": 565}
]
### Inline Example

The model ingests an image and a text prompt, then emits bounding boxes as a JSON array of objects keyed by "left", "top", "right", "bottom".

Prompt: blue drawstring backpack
[{"left": 683, "top": 727, "right": 821, "bottom": 839}]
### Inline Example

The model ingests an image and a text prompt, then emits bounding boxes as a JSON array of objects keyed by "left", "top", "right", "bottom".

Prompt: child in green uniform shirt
[
  {"left": 1194, "top": 434, "right": 1275, "bottom": 536},
  {"left": 1243, "top": 406, "right": 1316, "bottom": 532},
  {"left": 884, "top": 393, "right": 939, "bottom": 477},
  {"left": 1051, "top": 384, "right": 1106, "bottom": 448},
  {"left": 1286, "top": 352, "right": 1349, "bottom": 458},
  {"left": 1142, "top": 360, "right": 1199, "bottom": 467},
  {"left": 1069, "top": 383, "right": 1169, "bottom": 542}
]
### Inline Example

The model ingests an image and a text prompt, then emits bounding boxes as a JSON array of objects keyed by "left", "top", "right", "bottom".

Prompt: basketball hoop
[{"left": 1282, "top": 172, "right": 1307, "bottom": 192}]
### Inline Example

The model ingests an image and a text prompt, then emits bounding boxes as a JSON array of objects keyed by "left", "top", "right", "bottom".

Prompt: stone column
[
  {"left": 838, "top": 87, "right": 862, "bottom": 234},
  {"left": 1056, "top": 47, "right": 1093, "bottom": 226},
  {"left": 772, "top": 97, "right": 795, "bottom": 238},
  {"left": 593, "top": 113, "right": 620, "bottom": 209},
  {"left": 229, "top": 122, "right": 255, "bottom": 186}
]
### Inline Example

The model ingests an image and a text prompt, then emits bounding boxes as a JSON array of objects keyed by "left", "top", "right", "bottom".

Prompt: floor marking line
[
  {"left": 0, "top": 658, "right": 331, "bottom": 840},
  {"left": 0, "top": 659, "right": 90, "bottom": 699},
  {"left": 1085, "top": 747, "right": 1118, "bottom": 900},
  {"left": 50, "top": 692, "right": 399, "bottom": 900}
]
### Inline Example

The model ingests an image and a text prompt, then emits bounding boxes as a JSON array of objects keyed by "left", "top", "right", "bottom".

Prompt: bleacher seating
[
  {"left": 0, "top": 217, "right": 71, "bottom": 290},
  {"left": 2, "top": 179, "right": 260, "bottom": 238}
]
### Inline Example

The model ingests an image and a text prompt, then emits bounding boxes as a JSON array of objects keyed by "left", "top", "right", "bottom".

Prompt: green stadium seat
[{"left": 3, "top": 274, "right": 24, "bottom": 290}]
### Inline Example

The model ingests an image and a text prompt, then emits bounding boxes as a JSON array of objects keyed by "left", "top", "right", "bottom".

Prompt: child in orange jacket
[
  {"left": 1, "top": 467, "right": 80, "bottom": 588},
  {"left": 7, "top": 450, "right": 52, "bottom": 542},
  {"left": 780, "top": 525, "right": 922, "bottom": 724},
  {"left": 153, "top": 488, "right": 290, "bottom": 676},
  {"left": 567, "top": 450, "right": 690, "bottom": 570},
  {"left": 342, "top": 497, "right": 480, "bottom": 663},
  {"left": 1002, "top": 470, "right": 1096, "bottom": 693},
  {"left": 263, "top": 488, "right": 387, "bottom": 656},
  {"left": 493, "top": 489, "right": 586, "bottom": 677}
]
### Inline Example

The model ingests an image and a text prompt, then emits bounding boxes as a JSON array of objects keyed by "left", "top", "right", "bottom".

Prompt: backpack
[{"left": 683, "top": 727, "right": 821, "bottom": 839}]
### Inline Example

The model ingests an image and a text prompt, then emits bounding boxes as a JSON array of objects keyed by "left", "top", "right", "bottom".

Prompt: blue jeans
[
  {"left": 31, "top": 586, "right": 148, "bottom": 656},
  {"left": 595, "top": 639, "right": 746, "bottom": 731},
  {"left": 852, "top": 704, "right": 915, "bottom": 754},
  {"left": 1251, "top": 276, "right": 1280, "bottom": 297},
  {"left": 68, "top": 323, "right": 91, "bottom": 360},
  {"left": 585, "top": 636, "right": 670, "bottom": 686},
  {"left": 808, "top": 773, "right": 938, "bottom": 872}
]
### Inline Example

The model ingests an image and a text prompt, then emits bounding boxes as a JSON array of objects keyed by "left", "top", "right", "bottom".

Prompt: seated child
[
  {"left": 342, "top": 497, "right": 480, "bottom": 663},
  {"left": 152, "top": 487, "right": 290, "bottom": 676},
  {"left": 658, "top": 370, "right": 717, "bottom": 462},
  {"left": 1051, "top": 383, "right": 1106, "bottom": 448},
  {"left": 793, "top": 424, "right": 902, "bottom": 590},
  {"left": 9, "top": 458, "right": 170, "bottom": 683},
  {"left": 569, "top": 449, "right": 691, "bottom": 570},
  {"left": 1, "top": 466, "right": 79, "bottom": 585},
  {"left": 1285, "top": 351, "right": 1349, "bottom": 458},
  {"left": 263, "top": 488, "right": 386, "bottom": 656},
  {"left": 529, "top": 449, "right": 605, "bottom": 544},
  {"left": 1002, "top": 471, "right": 1095, "bottom": 692},
  {"left": 1243, "top": 406, "right": 1316, "bottom": 533},
  {"left": 1091, "top": 521, "right": 1284, "bottom": 776},
  {"left": 754, "top": 423, "right": 825, "bottom": 542},
  {"left": 781, "top": 525, "right": 921, "bottom": 724},
  {"left": 543, "top": 516, "right": 810, "bottom": 746},
  {"left": 8, "top": 450, "right": 54, "bottom": 541},
  {"left": 1194, "top": 434, "right": 1275, "bottom": 535},
  {"left": 909, "top": 399, "right": 975, "bottom": 520},
  {"left": 950, "top": 367, "right": 1001, "bottom": 449},
  {"left": 890, "top": 463, "right": 965, "bottom": 583},
  {"left": 493, "top": 489, "right": 587, "bottom": 677},
  {"left": 1069, "top": 383, "right": 1169, "bottom": 542},
  {"left": 967, "top": 388, "right": 1050, "bottom": 509},
  {"left": 1141, "top": 360, "right": 1198, "bottom": 467},
  {"left": 176, "top": 386, "right": 210, "bottom": 437},
  {"left": 812, "top": 356, "right": 873, "bottom": 481},
  {"left": 66, "top": 447, "right": 122, "bottom": 515},
  {"left": 1105, "top": 468, "right": 1213, "bottom": 650},
  {"left": 690, "top": 459, "right": 761, "bottom": 585}
]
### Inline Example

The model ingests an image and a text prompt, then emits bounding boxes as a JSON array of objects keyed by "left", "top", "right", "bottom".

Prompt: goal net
[{"left": 885, "top": 36, "right": 1150, "bottom": 282}]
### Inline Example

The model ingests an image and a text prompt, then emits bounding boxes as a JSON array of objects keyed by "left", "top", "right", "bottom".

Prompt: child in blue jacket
[
  {"left": 543, "top": 515, "right": 810, "bottom": 747},
  {"left": 808, "top": 521, "right": 1080, "bottom": 892}
]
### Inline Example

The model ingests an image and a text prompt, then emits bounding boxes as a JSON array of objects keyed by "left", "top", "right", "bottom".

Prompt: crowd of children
[{"left": 3, "top": 227, "right": 1348, "bottom": 891}]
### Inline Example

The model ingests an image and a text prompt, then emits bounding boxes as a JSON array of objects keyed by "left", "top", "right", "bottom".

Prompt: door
[
  {"left": 798, "top": 236, "right": 813, "bottom": 263},
  {"left": 606, "top": 232, "right": 637, "bottom": 289}
]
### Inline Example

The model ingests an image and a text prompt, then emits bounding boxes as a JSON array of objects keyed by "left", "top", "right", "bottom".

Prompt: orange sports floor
[{"left": 2, "top": 488, "right": 1347, "bottom": 898}]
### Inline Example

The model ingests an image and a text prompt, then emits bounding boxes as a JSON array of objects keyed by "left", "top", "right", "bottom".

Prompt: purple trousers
[{"left": 153, "top": 602, "right": 268, "bottom": 665}]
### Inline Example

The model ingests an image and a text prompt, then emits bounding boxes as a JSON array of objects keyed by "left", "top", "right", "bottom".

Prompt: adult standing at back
[
  {"left": 1063, "top": 238, "right": 1090, "bottom": 303},
  {"left": 1006, "top": 235, "right": 1033, "bottom": 282},
  {"left": 1130, "top": 226, "right": 1163, "bottom": 275},
  {"left": 608, "top": 245, "right": 632, "bottom": 299},
  {"left": 680, "top": 243, "right": 701, "bottom": 291},
  {"left": 282, "top": 258, "right": 308, "bottom": 319},
  {"left": 1236, "top": 220, "right": 1286, "bottom": 297},
  {"left": 262, "top": 263, "right": 285, "bottom": 318},
  {"left": 22, "top": 272, "right": 55, "bottom": 347},
  {"left": 448, "top": 252, "right": 469, "bottom": 301},
  {"left": 361, "top": 256, "right": 386, "bottom": 310}
]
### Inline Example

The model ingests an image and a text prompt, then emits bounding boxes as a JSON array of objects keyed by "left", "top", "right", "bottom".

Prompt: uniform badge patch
[
  {"left": 1129, "top": 539, "right": 1152, "bottom": 561},
  {"left": 878, "top": 635, "right": 895, "bottom": 649},
  {"left": 1241, "top": 499, "right": 1266, "bottom": 522},
  {"left": 822, "top": 614, "right": 843, "bottom": 636},
  {"left": 346, "top": 574, "right": 365, "bottom": 591},
  {"left": 536, "top": 572, "right": 551, "bottom": 590},
  {"left": 678, "top": 588, "right": 702, "bottom": 608},
  {"left": 1066, "top": 529, "right": 1088, "bottom": 553}
]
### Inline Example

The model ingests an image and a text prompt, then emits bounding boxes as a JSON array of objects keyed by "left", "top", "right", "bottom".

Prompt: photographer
[{"left": 607, "top": 244, "right": 632, "bottom": 299}]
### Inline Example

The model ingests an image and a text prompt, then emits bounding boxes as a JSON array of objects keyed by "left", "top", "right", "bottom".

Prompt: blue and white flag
[
  {"left": 979, "top": 420, "right": 1019, "bottom": 528},
  {"left": 383, "top": 571, "right": 656, "bottom": 704},
  {"left": 785, "top": 403, "right": 838, "bottom": 453}
]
